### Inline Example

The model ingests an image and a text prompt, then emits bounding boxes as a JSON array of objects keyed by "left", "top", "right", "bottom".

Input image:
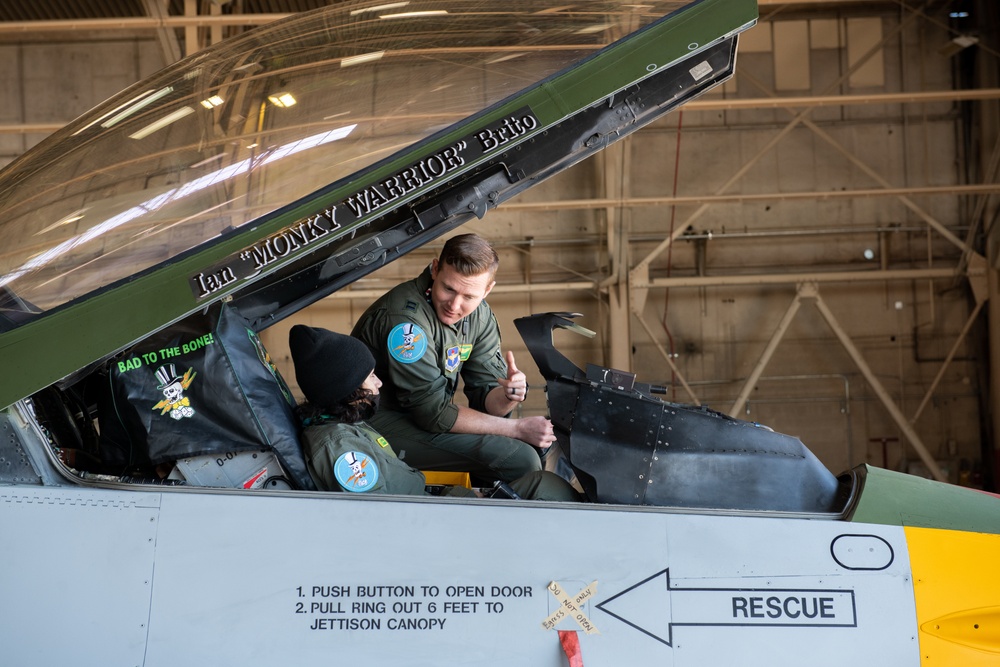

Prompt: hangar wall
[{"left": 0, "top": 2, "right": 995, "bottom": 486}]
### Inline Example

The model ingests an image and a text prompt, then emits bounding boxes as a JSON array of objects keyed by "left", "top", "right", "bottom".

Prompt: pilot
[
  {"left": 350, "top": 233, "right": 551, "bottom": 485},
  {"left": 289, "top": 324, "right": 579, "bottom": 501}
]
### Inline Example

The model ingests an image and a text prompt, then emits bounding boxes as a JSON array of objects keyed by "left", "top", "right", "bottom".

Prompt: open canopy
[{"left": 0, "top": 0, "right": 756, "bottom": 409}]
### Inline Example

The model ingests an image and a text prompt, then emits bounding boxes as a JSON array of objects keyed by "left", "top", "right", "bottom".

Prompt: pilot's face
[{"left": 430, "top": 259, "right": 495, "bottom": 326}]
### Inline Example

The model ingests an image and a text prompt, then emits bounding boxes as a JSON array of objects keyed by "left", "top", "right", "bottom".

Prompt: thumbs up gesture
[{"left": 500, "top": 350, "right": 527, "bottom": 403}]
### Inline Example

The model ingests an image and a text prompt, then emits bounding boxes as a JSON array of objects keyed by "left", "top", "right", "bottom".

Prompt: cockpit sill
[{"left": 4, "top": 398, "right": 859, "bottom": 522}]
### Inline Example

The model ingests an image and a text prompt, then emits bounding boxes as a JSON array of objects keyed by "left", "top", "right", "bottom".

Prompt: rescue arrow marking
[
  {"left": 597, "top": 569, "right": 857, "bottom": 646},
  {"left": 542, "top": 581, "right": 600, "bottom": 635}
]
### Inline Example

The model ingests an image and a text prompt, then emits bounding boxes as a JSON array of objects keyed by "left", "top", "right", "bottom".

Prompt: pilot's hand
[
  {"left": 515, "top": 415, "right": 556, "bottom": 449},
  {"left": 498, "top": 350, "right": 527, "bottom": 403}
]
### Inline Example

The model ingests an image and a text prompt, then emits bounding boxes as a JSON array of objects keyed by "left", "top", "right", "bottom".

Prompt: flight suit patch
[
  {"left": 387, "top": 322, "right": 427, "bottom": 363},
  {"left": 445, "top": 346, "right": 460, "bottom": 373},
  {"left": 459, "top": 344, "right": 473, "bottom": 361},
  {"left": 334, "top": 451, "right": 380, "bottom": 492}
]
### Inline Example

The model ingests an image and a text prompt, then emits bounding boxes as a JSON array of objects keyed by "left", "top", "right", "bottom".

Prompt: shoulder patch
[
  {"left": 334, "top": 451, "right": 380, "bottom": 492},
  {"left": 387, "top": 322, "right": 428, "bottom": 363}
]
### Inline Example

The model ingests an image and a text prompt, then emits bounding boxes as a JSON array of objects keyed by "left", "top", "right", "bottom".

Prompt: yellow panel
[
  {"left": 906, "top": 526, "right": 1000, "bottom": 665},
  {"left": 774, "top": 21, "right": 811, "bottom": 91},
  {"left": 847, "top": 17, "right": 885, "bottom": 88},
  {"left": 422, "top": 470, "right": 471, "bottom": 488}
]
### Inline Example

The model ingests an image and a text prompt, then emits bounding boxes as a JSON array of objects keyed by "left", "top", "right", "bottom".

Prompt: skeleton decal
[{"left": 151, "top": 364, "right": 198, "bottom": 419}]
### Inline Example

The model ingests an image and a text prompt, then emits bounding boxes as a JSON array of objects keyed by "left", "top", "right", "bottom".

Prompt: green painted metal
[{"left": 848, "top": 465, "right": 1000, "bottom": 535}]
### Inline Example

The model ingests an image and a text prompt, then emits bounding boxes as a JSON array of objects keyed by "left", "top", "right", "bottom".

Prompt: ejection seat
[
  {"left": 96, "top": 301, "right": 315, "bottom": 491},
  {"left": 515, "top": 312, "right": 848, "bottom": 514}
]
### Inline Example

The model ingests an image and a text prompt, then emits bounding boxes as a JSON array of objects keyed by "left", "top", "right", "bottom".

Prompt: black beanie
[{"left": 288, "top": 325, "right": 375, "bottom": 407}]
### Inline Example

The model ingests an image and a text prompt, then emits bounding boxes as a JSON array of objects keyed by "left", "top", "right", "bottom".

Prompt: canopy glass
[{"left": 0, "top": 0, "right": 691, "bottom": 323}]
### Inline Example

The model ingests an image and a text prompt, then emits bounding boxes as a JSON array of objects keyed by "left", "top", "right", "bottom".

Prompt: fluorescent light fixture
[
  {"left": 73, "top": 90, "right": 156, "bottom": 136},
  {"left": 101, "top": 86, "right": 174, "bottom": 128},
  {"left": 575, "top": 23, "right": 613, "bottom": 35},
  {"left": 949, "top": 11, "right": 969, "bottom": 18},
  {"left": 190, "top": 153, "right": 225, "bottom": 169},
  {"left": 485, "top": 53, "right": 526, "bottom": 65},
  {"left": 128, "top": 106, "right": 195, "bottom": 140},
  {"left": 200, "top": 95, "right": 224, "bottom": 109},
  {"left": 268, "top": 92, "right": 298, "bottom": 107},
  {"left": 380, "top": 10, "right": 448, "bottom": 19},
  {"left": 351, "top": 2, "right": 408, "bottom": 15},
  {"left": 341, "top": 51, "right": 384, "bottom": 68},
  {"left": 938, "top": 34, "right": 978, "bottom": 57},
  {"left": 35, "top": 209, "right": 88, "bottom": 236}
]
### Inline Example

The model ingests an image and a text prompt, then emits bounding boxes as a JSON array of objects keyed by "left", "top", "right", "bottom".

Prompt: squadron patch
[
  {"left": 459, "top": 343, "right": 473, "bottom": 361},
  {"left": 334, "top": 451, "right": 380, "bottom": 492},
  {"left": 445, "top": 345, "right": 460, "bottom": 373},
  {"left": 388, "top": 322, "right": 427, "bottom": 363}
]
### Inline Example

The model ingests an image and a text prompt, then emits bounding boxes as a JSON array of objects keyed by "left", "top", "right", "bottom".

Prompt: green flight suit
[
  {"left": 302, "top": 419, "right": 579, "bottom": 502},
  {"left": 351, "top": 266, "right": 542, "bottom": 482},
  {"left": 302, "top": 420, "right": 425, "bottom": 494}
]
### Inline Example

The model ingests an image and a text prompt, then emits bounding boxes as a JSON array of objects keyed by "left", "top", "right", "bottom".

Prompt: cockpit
[{"left": 0, "top": 0, "right": 827, "bottom": 515}]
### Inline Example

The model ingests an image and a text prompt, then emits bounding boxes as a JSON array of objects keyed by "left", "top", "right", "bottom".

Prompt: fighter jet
[{"left": 1, "top": 1, "right": 997, "bottom": 665}]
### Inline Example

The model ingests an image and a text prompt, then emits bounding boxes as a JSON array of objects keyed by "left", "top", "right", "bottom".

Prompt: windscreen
[{"left": 0, "top": 0, "right": 691, "bottom": 325}]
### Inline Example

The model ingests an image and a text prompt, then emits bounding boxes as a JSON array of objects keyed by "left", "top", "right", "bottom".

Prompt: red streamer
[{"left": 558, "top": 630, "right": 584, "bottom": 667}]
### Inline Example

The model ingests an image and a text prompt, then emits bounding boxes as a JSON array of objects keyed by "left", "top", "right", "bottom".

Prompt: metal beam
[
  {"left": 910, "top": 299, "right": 987, "bottom": 424},
  {"left": 4, "top": 89, "right": 997, "bottom": 135},
  {"left": 631, "top": 8, "right": 924, "bottom": 276},
  {"left": 326, "top": 267, "right": 959, "bottom": 300},
  {"left": 602, "top": 139, "right": 634, "bottom": 372},
  {"left": 633, "top": 313, "right": 701, "bottom": 406},
  {"left": 141, "top": 0, "right": 180, "bottom": 63},
  {"left": 645, "top": 267, "right": 959, "bottom": 289},
  {"left": 324, "top": 281, "right": 597, "bottom": 301},
  {"left": 728, "top": 288, "right": 804, "bottom": 417},
  {"left": 684, "top": 88, "right": 1000, "bottom": 110},
  {"left": 739, "top": 67, "right": 976, "bottom": 255},
  {"left": 0, "top": 15, "right": 291, "bottom": 34},
  {"left": 807, "top": 283, "right": 948, "bottom": 482},
  {"left": 501, "top": 184, "right": 1000, "bottom": 212}
]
